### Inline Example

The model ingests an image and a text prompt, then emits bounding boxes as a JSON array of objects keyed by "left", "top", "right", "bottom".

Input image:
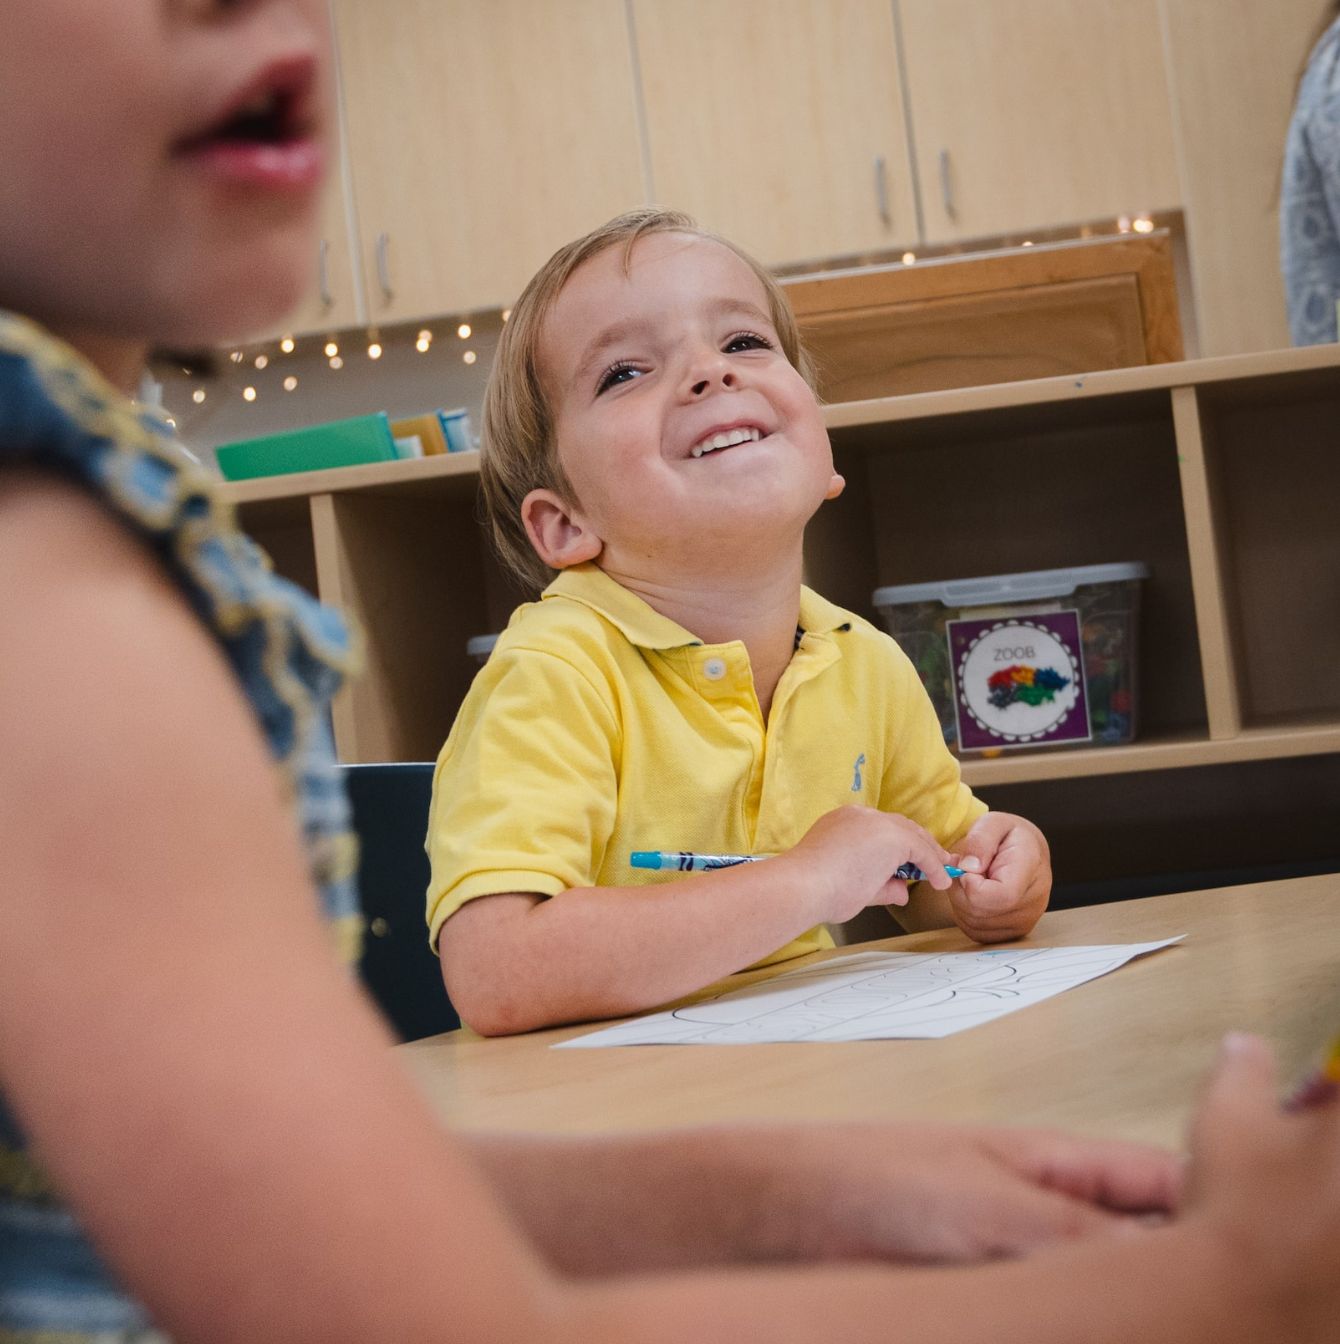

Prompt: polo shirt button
[{"left": 703, "top": 657, "right": 727, "bottom": 680}]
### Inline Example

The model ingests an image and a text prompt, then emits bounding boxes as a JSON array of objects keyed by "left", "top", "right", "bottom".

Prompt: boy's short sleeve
[
  {"left": 426, "top": 646, "right": 620, "bottom": 949},
  {"left": 877, "top": 636, "right": 987, "bottom": 848}
]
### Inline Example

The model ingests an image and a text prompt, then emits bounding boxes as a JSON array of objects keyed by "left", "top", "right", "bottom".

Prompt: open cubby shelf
[{"left": 223, "top": 345, "right": 1340, "bottom": 892}]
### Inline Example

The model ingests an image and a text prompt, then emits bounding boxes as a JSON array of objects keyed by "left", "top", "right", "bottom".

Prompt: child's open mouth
[
  {"left": 174, "top": 56, "right": 322, "bottom": 192},
  {"left": 689, "top": 426, "right": 765, "bottom": 459}
]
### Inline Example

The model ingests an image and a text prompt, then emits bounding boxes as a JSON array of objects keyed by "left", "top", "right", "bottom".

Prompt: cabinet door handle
[
  {"left": 874, "top": 155, "right": 891, "bottom": 228},
  {"left": 938, "top": 148, "right": 957, "bottom": 222},
  {"left": 375, "top": 231, "right": 393, "bottom": 303},
  {"left": 317, "top": 238, "right": 333, "bottom": 308}
]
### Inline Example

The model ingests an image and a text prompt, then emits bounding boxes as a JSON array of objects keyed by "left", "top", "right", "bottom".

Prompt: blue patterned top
[
  {"left": 1282, "top": 16, "right": 1340, "bottom": 345},
  {"left": 0, "top": 313, "right": 362, "bottom": 1342}
]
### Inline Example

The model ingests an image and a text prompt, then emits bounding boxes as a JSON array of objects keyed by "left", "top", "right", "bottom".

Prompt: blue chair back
[{"left": 344, "top": 762, "right": 459, "bottom": 1041}]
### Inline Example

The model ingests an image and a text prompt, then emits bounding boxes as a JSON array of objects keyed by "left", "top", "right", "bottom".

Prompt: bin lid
[{"left": 873, "top": 561, "right": 1149, "bottom": 609}]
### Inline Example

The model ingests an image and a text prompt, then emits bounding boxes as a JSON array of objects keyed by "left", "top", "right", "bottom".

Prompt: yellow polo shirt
[{"left": 427, "top": 564, "right": 985, "bottom": 966}]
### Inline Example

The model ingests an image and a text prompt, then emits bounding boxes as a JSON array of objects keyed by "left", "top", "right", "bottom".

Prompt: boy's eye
[
  {"left": 723, "top": 331, "right": 774, "bottom": 354},
  {"left": 596, "top": 361, "right": 641, "bottom": 395}
]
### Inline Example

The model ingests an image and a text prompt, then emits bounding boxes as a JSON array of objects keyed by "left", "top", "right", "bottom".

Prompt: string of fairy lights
[
  {"left": 187, "top": 212, "right": 1158, "bottom": 408},
  {"left": 188, "top": 309, "right": 511, "bottom": 408},
  {"left": 891, "top": 213, "right": 1155, "bottom": 268}
]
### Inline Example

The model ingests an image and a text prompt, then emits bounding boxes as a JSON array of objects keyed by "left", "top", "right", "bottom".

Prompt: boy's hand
[
  {"left": 950, "top": 811, "right": 1051, "bottom": 943},
  {"left": 786, "top": 804, "right": 956, "bottom": 924}
]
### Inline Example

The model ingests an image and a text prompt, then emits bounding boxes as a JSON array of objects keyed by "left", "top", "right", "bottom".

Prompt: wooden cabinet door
[
  {"left": 900, "top": 0, "right": 1182, "bottom": 243},
  {"left": 332, "top": 0, "right": 646, "bottom": 322},
  {"left": 269, "top": 148, "right": 364, "bottom": 338},
  {"left": 633, "top": 0, "right": 917, "bottom": 267}
]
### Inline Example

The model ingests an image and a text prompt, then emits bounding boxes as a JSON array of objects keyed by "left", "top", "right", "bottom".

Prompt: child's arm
[
  {"left": 466, "top": 1121, "right": 1182, "bottom": 1275},
  {"left": 441, "top": 804, "right": 956, "bottom": 1035}
]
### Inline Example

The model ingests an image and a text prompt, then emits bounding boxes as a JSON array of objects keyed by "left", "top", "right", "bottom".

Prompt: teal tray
[{"left": 215, "top": 412, "right": 399, "bottom": 481}]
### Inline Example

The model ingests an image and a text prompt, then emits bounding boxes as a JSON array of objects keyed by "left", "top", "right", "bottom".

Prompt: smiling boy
[{"left": 427, "top": 209, "right": 1051, "bottom": 1037}]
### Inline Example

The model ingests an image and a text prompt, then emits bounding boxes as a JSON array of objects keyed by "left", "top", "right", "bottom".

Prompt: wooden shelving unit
[
  {"left": 220, "top": 345, "right": 1340, "bottom": 891},
  {"left": 787, "top": 231, "right": 1184, "bottom": 402}
]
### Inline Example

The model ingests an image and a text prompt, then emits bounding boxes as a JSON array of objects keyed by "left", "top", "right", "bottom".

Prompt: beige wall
[{"left": 1160, "top": 0, "right": 1326, "bottom": 356}]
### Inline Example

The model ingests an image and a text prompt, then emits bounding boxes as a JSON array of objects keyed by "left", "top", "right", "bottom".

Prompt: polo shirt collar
[
  {"left": 543, "top": 564, "right": 702, "bottom": 650},
  {"left": 798, "top": 586, "right": 853, "bottom": 637},
  {"left": 543, "top": 563, "right": 851, "bottom": 650}
]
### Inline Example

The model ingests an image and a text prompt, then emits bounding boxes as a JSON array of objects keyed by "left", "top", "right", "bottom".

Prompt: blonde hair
[{"left": 479, "top": 207, "right": 817, "bottom": 593}]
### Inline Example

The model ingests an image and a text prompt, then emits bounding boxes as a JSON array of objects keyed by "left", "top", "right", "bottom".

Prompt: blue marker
[
  {"left": 896, "top": 862, "right": 968, "bottom": 881},
  {"left": 631, "top": 851, "right": 764, "bottom": 872},
  {"left": 630, "top": 851, "right": 965, "bottom": 879}
]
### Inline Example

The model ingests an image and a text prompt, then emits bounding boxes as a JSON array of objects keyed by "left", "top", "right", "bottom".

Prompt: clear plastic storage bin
[{"left": 873, "top": 562, "right": 1148, "bottom": 753}]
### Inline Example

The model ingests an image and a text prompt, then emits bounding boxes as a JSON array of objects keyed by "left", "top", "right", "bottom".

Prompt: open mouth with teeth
[{"left": 689, "top": 426, "right": 765, "bottom": 459}]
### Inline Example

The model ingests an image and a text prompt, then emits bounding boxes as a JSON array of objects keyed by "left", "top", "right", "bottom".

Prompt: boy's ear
[{"left": 521, "top": 488, "right": 604, "bottom": 569}]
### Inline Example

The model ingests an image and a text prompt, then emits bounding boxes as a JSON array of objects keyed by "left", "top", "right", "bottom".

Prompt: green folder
[{"left": 215, "top": 412, "right": 399, "bottom": 481}]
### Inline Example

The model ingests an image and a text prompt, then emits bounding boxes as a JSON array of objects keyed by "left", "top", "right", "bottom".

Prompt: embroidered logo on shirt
[{"left": 851, "top": 753, "right": 866, "bottom": 792}]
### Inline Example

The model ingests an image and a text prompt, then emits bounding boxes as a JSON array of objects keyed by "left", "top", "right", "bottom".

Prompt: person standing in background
[{"left": 1281, "top": 2, "right": 1340, "bottom": 343}]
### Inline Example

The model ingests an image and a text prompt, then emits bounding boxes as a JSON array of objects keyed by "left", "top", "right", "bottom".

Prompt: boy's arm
[
  {"left": 440, "top": 869, "right": 838, "bottom": 1037},
  {"left": 440, "top": 804, "right": 957, "bottom": 1036}
]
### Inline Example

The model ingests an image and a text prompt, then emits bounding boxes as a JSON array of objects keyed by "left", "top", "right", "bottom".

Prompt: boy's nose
[{"left": 688, "top": 358, "right": 736, "bottom": 397}]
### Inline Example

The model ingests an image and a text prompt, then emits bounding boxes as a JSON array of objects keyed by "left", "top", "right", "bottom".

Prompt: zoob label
[{"left": 947, "top": 611, "right": 1091, "bottom": 751}]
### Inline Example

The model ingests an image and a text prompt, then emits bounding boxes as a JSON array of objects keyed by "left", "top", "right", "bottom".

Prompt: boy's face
[
  {"left": 533, "top": 232, "right": 840, "bottom": 578},
  {"left": 0, "top": 0, "right": 329, "bottom": 354}
]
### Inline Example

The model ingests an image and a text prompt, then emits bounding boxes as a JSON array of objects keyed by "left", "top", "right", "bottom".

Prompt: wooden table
[{"left": 397, "top": 875, "right": 1340, "bottom": 1148}]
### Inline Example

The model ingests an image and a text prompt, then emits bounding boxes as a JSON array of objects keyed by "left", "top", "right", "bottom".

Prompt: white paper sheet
[{"left": 555, "top": 939, "right": 1184, "bottom": 1047}]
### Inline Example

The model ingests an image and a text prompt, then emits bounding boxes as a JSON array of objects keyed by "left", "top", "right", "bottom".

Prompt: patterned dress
[
  {"left": 0, "top": 313, "right": 362, "bottom": 1342},
  {"left": 1281, "top": 16, "right": 1340, "bottom": 345}
]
